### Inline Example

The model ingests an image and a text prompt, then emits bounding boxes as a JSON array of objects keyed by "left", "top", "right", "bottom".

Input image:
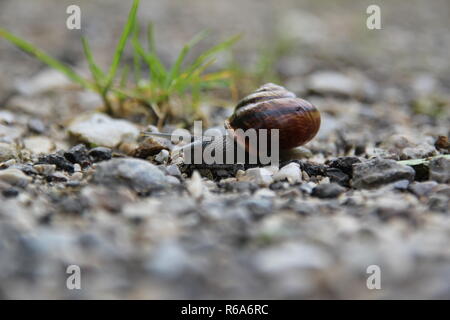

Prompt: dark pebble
[
  {"left": 64, "top": 144, "right": 90, "bottom": 167},
  {"left": 46, "top": 172, "right": 68, "bottom": 183},
  {"left": 326, "top": 156, "right": 361, "bottom": 176},
  {"left": 312, "top": 183, "right": 346, "bottom": 199},
  {"left": 88, "top": 147, "right": 112, "bottom": 162},
  {"left": 38, "top": 154, "right": 74, "bottom": 173},
  {"left": 295, "top": 160, "right": 328, "bottom": 177},
  {"left": 326, "top": 167, "right": 350, "bottom": 186},
  {"left": 2, "top": 188, "right": 19, "bottom": 198}
]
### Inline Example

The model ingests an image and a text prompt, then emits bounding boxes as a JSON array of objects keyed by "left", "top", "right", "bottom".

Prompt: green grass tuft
[{"left": 0, "top": 0, "right": 239, "bottom": 125}]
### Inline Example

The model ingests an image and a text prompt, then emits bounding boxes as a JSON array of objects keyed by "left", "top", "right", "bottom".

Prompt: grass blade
[
  {"left": 0, "top": 27, "right": 93, "bottom": 90},
  {"left": 184, "top": 34, "right": 241, "bottom": 77},
  {"left": 164, "top": 30, "right": 209, "bottom": 90},
  {"left": 132, "top": 38, "right": 167, "bottom": 85},
  {"left": 103, "top": 0, "right": 140, "bottom": 94},
  {"left": 81, "top": 37, "right": 105, "bottom": 89}
]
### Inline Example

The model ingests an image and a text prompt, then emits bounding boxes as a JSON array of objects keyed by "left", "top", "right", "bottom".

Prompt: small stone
[
  {"left": 300, "top": 182, "right": 316, "bottom": 194},
  {"left": 1, "top": 159, "right": 16, "bottom": 168},
  {"left": 64, "top": 144, "right": 90, "bottom": 167},
  {"left": 15, "top": 69, "right": 72, "bottom": 95},
  {"left": 242, "top": 198, "right": 273, "bottom": 218},
  {"left": 312, "top": 183, "right": 345, "bottom": 198},
  {"left": 33, "top": 164, "right": 56, "bottom": 176},
  {"left": 302, "top": 171, "right": 310, "bottom": 181},
  {"left": 2, "top": 188, "right": 19, "bottom": 198},
  {"left": 73, "top": 164, "right": 82, "bottom": 172},
  {"left": 155, "top": 149, "right": 170, "bottom": 164},
  {"left": 352, "top": 158, "right": 415, "bottom": 189},
  {"left": 429, "top": 157, "right": 450, "bottom": 183},
  {"left": 428, "top": 195, "right": 449, "bottom": 213},
  {"left": 408, "top": 181, "right": 438, "bottom": 197},
  {"left": 0, "top": 111, "right": 14, "bottom": 124},
  {"left": 392, "top": 179, "right": 410, "bottom": 190},
  {"left": 166, "top": 164, "right": 182, "bottom": 179},
  {"left": 38, "top": 154, "right": 74, "bottom": 173},
  {"left": 47, "top": 172, "right": 68, "bottom": 183},
  {"left": 88, "top": 147, "right": 112, "bottom": 162},
  {"left": 253, "top": 188, "right": 277, "bottom": 198},
  {"left": 27, "top": 119, "right": 46, "bottom": 134},
  {"left": 186, "top": 171, "right": 204, "bottom": 199},
  {"left": 401, "top": 143, "right": 436, "bottom": 160},
  {"left": 273, "top": 162, "right": 302, "bottom": 184},
  {"left": 435, "top": 136, "right": 450, "bottom": 152},
  {"left": 0, "top": 142, "right": 18, "bottom": 162},
  {"left": 92, "top": 158, "right": 169, "bottom": 192},
  {"left": 23, "top": 136, "right": 55, "bottom": 154},
  {"left": 70, "top": 172, "right": 83, "bottom": 181},
  {"left": 238, "top": 167, "right": 274, "bottom": 187},
  {"left": 326, "top": 167, "right": 350, "bottom": 186},
  {"left": 133, "top": 137, "right": 172, "bottom": 158},
  {"left": 307, "top": 71, "right": 366, "bottom": 97},
  {"left": 326, "top": 156, "right": 361, "bottom": 176},
  {"left": 0, "top": 168, "right": 32, "bottom": 187},
  {"left": 68, "top": 113, "right": 139, "bottom": 148},
  {"left": 280, "top": 146, "right": 313, "bottom": 160}
]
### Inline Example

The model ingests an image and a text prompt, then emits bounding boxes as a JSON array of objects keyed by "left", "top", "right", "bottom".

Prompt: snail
[{"left": 143, "top": 83, "right": 321, "bottom": 165}]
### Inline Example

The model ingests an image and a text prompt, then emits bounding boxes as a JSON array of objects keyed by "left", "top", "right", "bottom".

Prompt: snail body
[{"left": 225, "top": 83, "right": 321, "bottom": 152}]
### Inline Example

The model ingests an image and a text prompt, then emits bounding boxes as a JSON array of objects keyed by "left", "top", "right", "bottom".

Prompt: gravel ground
[{"left": 0, "top": 0, "right": 449, "bottom": 299}]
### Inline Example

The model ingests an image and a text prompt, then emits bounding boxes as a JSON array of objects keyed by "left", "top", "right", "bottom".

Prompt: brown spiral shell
[{"left": 224, "top": 83, "right": 321, "bottom": 151}]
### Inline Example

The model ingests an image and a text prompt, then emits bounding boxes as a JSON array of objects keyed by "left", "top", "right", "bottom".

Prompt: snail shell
[{"left": 225, "top": 83, "right": 321, "bottom": 151}]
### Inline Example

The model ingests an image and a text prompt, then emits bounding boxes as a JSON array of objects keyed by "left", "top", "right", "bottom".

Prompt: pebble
[
  {"left": 88, "top": 147, "right": 112, "bottom": 162},
  {"left": 47, "top": 172, "right": 68, "bottom": 183},
  {"left": 428, "top": 157, "right": 449, "bottom": 184},
  {"left": 352, "top": 158, "right": 415, "bottom": 189},
  {"left": 92, "top": 158, "right": 169, "bottom": 192},
  {"left": 33, "top": 164, "right": 56, "bottom": 176},
  {"left": 64, "top": 144, "right": 90, "bottom": 167},
  {"left": 0, "top": 168, "right": 32, "bottom": 187},
  {"left": 408, "top": 181, "right": 438, "bottom": 197},
  {"left": 300, "top": 182, "right": 317, "bottom": 194},
  {"left": 155, "top": 149, "right": 170, "bottom": 164},
  {"left": 15, "top": 69, "right": 72, "bottom": 95},
  {"left": 0, "top": 142, "right": 18, "bottom": 162},
  {"left": 273, "top": 162, "right": 302, "bottom": 184},
  {"left": 255, "top": 242, "right": 332, "bottom": 274},
  {"left": 326, "top": 167, "right": 349, "bottom": 186},
  {"left": 401, "top": 143, "right": 436, "bottom": 160},
  {"left": 186, "top": 171, "right": 205, "bottom": 200},
  {"left": 312, "top": 183, "right": 345, "bottom": 199},
  {"left": 326, "top": 156, "right": 361, "bottom": 176},
  {"left": 68, "top": 113, "right": 139, "bottom": 148},
  {"left": 165, "top": 164, "right": 182, "bottom": 179},
  {"left": 238, "top": 167, "right": 274, "bottom": 187},
  {"left": 307, "top": 71, "right": 362, "bottom": 97},
  {"left": 280, "top": 146, "right": 313, "bottom": 160},
  {"left": 27, "top": 119, "right": 46, "bottom": 134},
  {"left": 38, "top": 154, "right": 75, "bottom": 173},
  {"left": 23, "top": 136, "right": 55, "bottom": 154}
]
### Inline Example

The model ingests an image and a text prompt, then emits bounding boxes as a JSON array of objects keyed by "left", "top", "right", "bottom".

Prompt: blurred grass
[{"left": 0, "top": 0, "right": 240, "bottom": 127}]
